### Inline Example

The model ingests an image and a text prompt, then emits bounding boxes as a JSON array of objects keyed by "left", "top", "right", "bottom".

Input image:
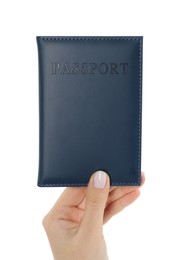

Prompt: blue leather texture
[{"left": 37, "top": 36, "right": 143, "bottom": 187}]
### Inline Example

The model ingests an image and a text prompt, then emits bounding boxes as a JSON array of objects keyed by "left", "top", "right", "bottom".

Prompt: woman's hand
[{"left": 43, "top": 171, "right": 145, "bottom": 260}]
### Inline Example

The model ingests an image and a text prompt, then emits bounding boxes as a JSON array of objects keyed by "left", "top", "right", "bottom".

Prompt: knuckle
[{"left": 42, "top": 214, "right": 50, "bottom": 230}]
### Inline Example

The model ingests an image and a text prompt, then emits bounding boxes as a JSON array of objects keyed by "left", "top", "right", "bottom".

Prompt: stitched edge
[
  {"left": 137, "top": 38, "right": 142, "bottom": 186},
  {"left": 38, "top": 37, "right": 142, "bottom": 186},
  {"left": 38, "top": 36, "right": 141, "bottom": 41},
  {"left": 38, "top": 182, "right": 139, "bottom": 187}
]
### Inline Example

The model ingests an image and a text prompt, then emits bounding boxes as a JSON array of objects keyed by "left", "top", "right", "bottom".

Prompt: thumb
[{"left": 80, "top": 171, "right": 110, "bottom": 234}]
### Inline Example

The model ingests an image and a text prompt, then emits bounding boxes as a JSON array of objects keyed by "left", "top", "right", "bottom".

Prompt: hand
[{"left": 43, "top": 171, "right": 145, "bottom": 260}]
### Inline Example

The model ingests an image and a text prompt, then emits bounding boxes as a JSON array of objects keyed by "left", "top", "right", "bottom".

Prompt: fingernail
[{"left": 93, "top": 171, "right": 107, "bottom": 189}]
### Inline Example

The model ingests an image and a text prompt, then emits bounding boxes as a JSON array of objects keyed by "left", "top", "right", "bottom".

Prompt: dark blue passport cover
[{"left": 37, "top": 36, "right": 143, "bottom": 187}]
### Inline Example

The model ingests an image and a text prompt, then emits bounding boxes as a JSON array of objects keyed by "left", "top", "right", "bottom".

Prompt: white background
[{"left": 0, "top": 1, "right": 181, "bottom": 259}]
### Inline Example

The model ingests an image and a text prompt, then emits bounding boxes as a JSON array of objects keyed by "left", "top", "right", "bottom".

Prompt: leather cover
[{"left": 37, "top": 36, "right": 143, "bottom": 187}]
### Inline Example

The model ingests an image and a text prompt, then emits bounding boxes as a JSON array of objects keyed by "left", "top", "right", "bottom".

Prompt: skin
[{"left": 43, "top": 172, "right": 145, "bottom": 260}]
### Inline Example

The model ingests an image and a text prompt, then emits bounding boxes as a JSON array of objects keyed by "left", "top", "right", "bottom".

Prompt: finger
[
  {"left": 57, "top": 187, "right": 86, "bottom": 207},
  {"left": 78, "top": 172, "right": 145, "bottom": 210},
  {"left": 140, "top": 172, "right": 145, "bottom": 186},
  {"left": 79, "top": 171, "right": 110, "bottom": 235},
  {"left": 103, "top": 189, "right": 140, "bottom": 224},
  {"left": 57, "top": 206, "right": 84, "bottom": 224},
  {"left": 106, "top": 173, "right": 145, "bottom": 207},
  {"left": 48, "top": 187, "right": 86, "bottom": 218}
]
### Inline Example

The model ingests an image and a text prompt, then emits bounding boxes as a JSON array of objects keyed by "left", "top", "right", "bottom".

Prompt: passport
[{"left": 37, "top": 36, "right": 143, "bottom": 187}]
